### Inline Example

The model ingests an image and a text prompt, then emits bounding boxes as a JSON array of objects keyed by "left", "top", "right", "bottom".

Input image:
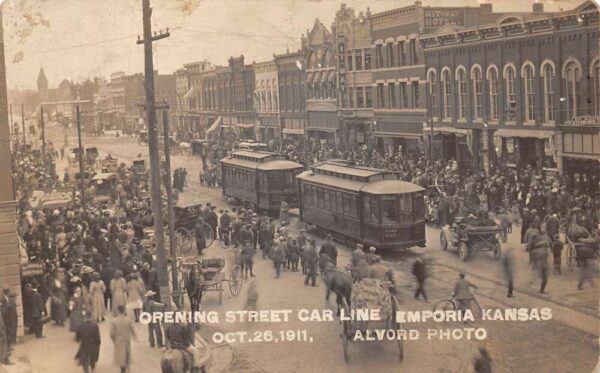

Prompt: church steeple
[{"left": 37, "top": 67, "right": 48, "bottom": 92}]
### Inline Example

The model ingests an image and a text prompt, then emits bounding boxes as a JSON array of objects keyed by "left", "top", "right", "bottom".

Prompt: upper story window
[
  {"left": 487, "top": 67, "right": 499, "bottom": 121},
  {"left": 441, "top": 69, "right": 452, "bottom": 119},
  {"left": 504, "top": 65, "right": 517, "bottom": 121},
  {"left": 541, "top": 62, "right": 555, "bottom": 122},
  {"left": 593, "top": 60, "right": 600, "bottom": 116},
  {"left": 471, "top": 66, "right": 483, "bottom": 120},
  {"left": 398, "top": 41, "right": 406, "bottom": 66},
  {"left": 564, "top": 59, "right": 581, "bottom": 119},
  {"left": 456, "top": 68, "right": 467, "bottom": 120},
  {"left": 522, "top": 63, "right": 535, "bottom": 122},
  {"left": 364, "top": 49, "right": 372, "bottom": 70},
  {"left": 386, "top": 43, "right": 394, "bottom": 68},
  {"left": 427, "top": 70, "right": 437, "bottom": 118},
  {"left": 375, "top": 45, "right": 383, "bottom": 69}
]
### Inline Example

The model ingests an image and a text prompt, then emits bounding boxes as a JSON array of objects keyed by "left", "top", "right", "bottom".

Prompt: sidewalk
[{"left": 0, "top": 314, "right": 211, "bottom": 373}]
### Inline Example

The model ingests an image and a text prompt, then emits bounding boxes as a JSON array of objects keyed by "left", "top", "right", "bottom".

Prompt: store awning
[
  {"left": 283, "top": 128, "right": 304, "bottom": 135},
  {"left": 235, "top": 123, "right": 255, "bottom": 129},
  {"left": 373, "top": 131, "right": 422, "bottom": 139},
  {"left": 206, "top": 116, "right": 222, "bottom": 134},
  {"left": 561, "top": 153, "right": 600, "bottom": 161},
  {"left": 307, "top": 127, "right": 336, "bottom": 133},
  {"left": 493, "top": 128, "right": 554, "bottom": 139},
  {"left": 425, "top": 126, "right": 469, "bottom": 136}
]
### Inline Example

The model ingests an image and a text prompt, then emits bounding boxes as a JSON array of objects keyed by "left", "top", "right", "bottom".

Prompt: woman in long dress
[
  {"left": 89, "top": 272, "right": 106, "bottom": 322},
  {"left": 49, "top": 270, "right": 67, "bottom": 326},
  {"left": 126, "top": 274, "right": 145, "bottom": 322},
  {"left": 69, "top": 287, "right": 85, "bottom": 333},
  {"left": 110, "top": 270, "right": 127, "bottom": 317}
]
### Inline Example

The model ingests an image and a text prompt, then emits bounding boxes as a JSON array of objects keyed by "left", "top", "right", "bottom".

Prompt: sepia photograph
[{"left": 0, "top": 0, "right": 599, "bottom": 372}]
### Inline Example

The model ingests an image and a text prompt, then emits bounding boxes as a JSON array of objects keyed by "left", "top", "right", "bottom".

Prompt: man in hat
[
  {"left": 110, "top": 305, "right": 135, "bottom": 373},
  {"left": 303, "top": 239, "right": 319, "bottom": 287},
  {"left": 453, "top": 273, "right": 478, "bottom": 318},
  {"left": 411, "top": 258, "right": 428, "bottom": 302},
  {"left": 28, "top": 283, "right": 46, "bottom": 338},
  {"left": 75, "top": 311, "right": 101, "bottom": 373},
  {"left": 521, "top": 208, "right": 531, "bottom": 244},
  {"left": 546, "top": 213, "right": 560, "bottom": 241},
  {"left": 366, "top": 246, "right": 380, "bottom": 265},
  {"left": 271, "top": 237, "right": 286, "bottom": 278},
  {"left": 1, "top": 289, "right": 17, "bottom": 349},
  {"left": 206, "top": 206, "right": 219, "bottom": 243},
  {"left": 320, "top": 234, "right": 338, "bottom": 267},
  {"left": 195, "top": 217, "right": 207, "bottom": 256},
  {"left": 219, "top": 209, "right": 231, "bottom": 246},
  {"left": 143, "top": 290, "right": 164, "bottom": 348}
]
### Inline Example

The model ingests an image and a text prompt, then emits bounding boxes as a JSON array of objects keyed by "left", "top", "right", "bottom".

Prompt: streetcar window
[
  {"left": 399, "top": 194, "right": 412, "bottom": 215},
  {"left": 363, "top": 197, "right": 371, "bottom": 222},
  {"left": 342, "top": 195, "right": 352, "bottom": 216},
  {"left": 382, "top": 195, "right": 399, "bottom": 225},
  {"left": 324, "top": 190, "right": 330, "bottom": 210},
  {"left": 336, "top": 192, "right": 343, "bottom": 213},
  {"left": 317, "top": 189, "right": 324, "bottom": 207}
]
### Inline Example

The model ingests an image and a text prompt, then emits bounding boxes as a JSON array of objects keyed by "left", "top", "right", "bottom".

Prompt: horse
[
  {"left": 161, "top": 348, "right": 197, "bottom": 373},
  {"left": 183, "top": 267, "right": 203, "bottom": 315},
  {"left": 322, "top": 261, "right": 352, "bottom": 315}
]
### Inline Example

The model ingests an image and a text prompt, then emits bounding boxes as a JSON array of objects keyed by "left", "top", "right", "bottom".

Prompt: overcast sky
[{"left": 2, "top": 0, "right": 588, "bottom": 90}]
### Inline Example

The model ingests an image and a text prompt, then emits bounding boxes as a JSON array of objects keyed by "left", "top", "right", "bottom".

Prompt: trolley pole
[
  {"left": 40, "top": 106, "right": 46, "bottom": 170},
  {"left": 21, "top": 104, "right": 25, "bottom": 146},
  {"left": 138, "top": 0, "right": 171, "bottom": 308},
  {"left": 160, "top": 106, "right": 180, "bottom": 308},
  {"left": 76, "top": 106, "right": 86, "bottom": 209}
]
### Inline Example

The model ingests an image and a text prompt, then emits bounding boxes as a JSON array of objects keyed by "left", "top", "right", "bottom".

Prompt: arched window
[
  {"left": 487, "top": 67, "right": 499, "bottom": 120},
  {"left": 592, "top": 60, "right": 600, "bottom": 116},
  {"left": 456, "top": 68, "right": 467, "bottom": 119},
  {"left": 522, "top": 63, "right": 535, "bottom": 122},
  {"left": 504, "top": 65, "right": 517, "bottom": 121},
  {"left": 427, "top": 69, "right": 437, "bottom": 118},
  {"left": 564, "top": 60, "right": 581, "bottom": 119},
  {"left": 541, "top": 61, "right": 555, "bottom": 122},
  {"left": 441, "top": 68, "right": 452, "bottom": 119},
  {"left": 471, "top": 66, "right": 483, "bottom": 119}
]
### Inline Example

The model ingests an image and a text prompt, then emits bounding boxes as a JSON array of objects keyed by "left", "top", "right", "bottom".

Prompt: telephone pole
[
  {"left": 21, "top": 104, "right": 25, "bottom": 146},
  {"left": 160, "top": 105, "right": 180, "bottom": 307},
  {"left": 76, "top": 106, "right": 85, "bottom": 208},
  {"left": 138, "top": 0, "right": 171, "bottom": 307},
  {"left": 40, "top": 106, "right": 46, "bottom": 169}
]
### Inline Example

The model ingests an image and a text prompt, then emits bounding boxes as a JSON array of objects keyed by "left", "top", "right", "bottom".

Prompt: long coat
[
  {"left": 2, "top": 301, "right": 17, "bottom": 345},
  {"left": 89, "top": 280, "right": 106, "bottom": 322},
  {"left": 75, "top": 321, "right": 101, "bottom": 367},
  {"left": 110, "top": 278, "right": 128, "bottom": 316},
  {"left": 110, "top": 314, "right": 135, "bottom": 368}
]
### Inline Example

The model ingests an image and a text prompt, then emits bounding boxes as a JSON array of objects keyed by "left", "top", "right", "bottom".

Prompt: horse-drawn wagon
[
  {"left": 178, "top": 256, "right": 243, "bottom": 308},
  {"left": 339, "top": 278, "right": 403, "bottom": 362}
]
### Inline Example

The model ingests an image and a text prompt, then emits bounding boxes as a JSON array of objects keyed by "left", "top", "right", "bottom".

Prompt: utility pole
[
  {"left": 138, "top": 0, "right": 171, "bottom": 308},
  {"left": 40, "top": 106, "right": 46, "bottom": 169},
  {"left": 160, "top": 105, "right": 179, "bottom": 307},
  {"left": 21, "top": 104, "right": 25, "bottom": 146},
  {"left": 76, "top": 106, "right": 85, "bottom": 209}
]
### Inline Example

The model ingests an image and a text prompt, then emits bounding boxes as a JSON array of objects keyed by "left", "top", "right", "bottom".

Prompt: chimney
[
  {"left": 533, "top": 3, "right": 544, "bottom": 13},
  {"left": 480, "top": 3, "right": 492, "bottom": 13}
]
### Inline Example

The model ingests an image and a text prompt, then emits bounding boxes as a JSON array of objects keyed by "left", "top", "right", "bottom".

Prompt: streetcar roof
[
  {"left": 257, "top": 160, "right": 304, "bottom": 171},
  {"left": 314, "top": 163, "right": 382, "bottom": 178},
  {"left": 221, "top": 157, "right": 261, "bottom": 169},
  {"left": 361, "top": 179, "right": 425, "bottom": 194},
  {"left": 297, "top": 171, "right": 366, "bottom": 191},
  {"left": 232, "top": 150, "right": 279, "bottom": 159}
]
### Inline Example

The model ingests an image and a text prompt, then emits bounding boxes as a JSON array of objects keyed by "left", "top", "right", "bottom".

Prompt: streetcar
[
  {"left": 297, "top": 162, "right": 426, "bottom": 250},
  {"left": 220, "top": 150, "right": 304, "bottom": 213}
]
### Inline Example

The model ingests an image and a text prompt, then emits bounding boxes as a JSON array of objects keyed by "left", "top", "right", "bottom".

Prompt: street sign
[{"left": 29, "top": 187, "right": 74, "bottom": 209}]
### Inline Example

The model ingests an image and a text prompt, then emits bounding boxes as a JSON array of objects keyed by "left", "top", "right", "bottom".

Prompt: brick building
[
  {"left": 274, "top": 50, "right": 307, "bottom": 139},
  {"left": 303, "top": 19, "right": 339, "bottom": 145},
  {"left": 253, "top": 60, "right": 280, "bottom": 142},
  {"left": 421, "top": 1, "right": 599, "bottom": 175}
]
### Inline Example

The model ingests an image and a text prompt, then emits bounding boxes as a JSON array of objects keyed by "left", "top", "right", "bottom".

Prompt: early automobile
[
  {"left": 173, "top": 201, "right": 215, "bottom": 255},
  {"left": 90, "top": 173, "right": 118, "bottom": 205},
  {"left": 440, "top": 216, "right": 503, "bottom": 261}
]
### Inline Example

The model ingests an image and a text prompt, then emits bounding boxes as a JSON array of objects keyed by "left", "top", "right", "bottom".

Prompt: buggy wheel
[
  {"left": 203, "top": 223, "right": 215, "bottom": 248},
  {"left": 392, "top": 296, "right": 404, "bottom": 361},
  {"left": 229, "top": 265, "right": 243, "bottom": 296},
  {"left": 493, "top": 241, "right": 502, "bottom": 259},
  {"left": 440, "top": 231, "right": 448, "bottom": 251},
  {"left": 467, "top": 299, "right": 482, "bottom": 319},
  {"left": 432, "top": 299, "right": 456, "bottom": 312},
  {"left": 458, "top": 242, "right": 469, "bottom": 262},
  {"left": 176, "top": 228, "right": 193, "bottom": 255}
]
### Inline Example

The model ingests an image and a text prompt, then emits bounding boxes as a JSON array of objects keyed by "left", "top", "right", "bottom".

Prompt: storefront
[
  {"left": 558, "top": 122, "right": 600, "bottom": 176},
  {"left": 307, "top": 112, "right": 339, "bottom": 146},
  {"left": 492, "top": 128, "right": 557, "bottom": 172},
  {"left": 373, "top": 120, "right": 423, "bottom": 161},
  {"left": 425, "top": 126, "right": 478, "bottom": 174}
]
